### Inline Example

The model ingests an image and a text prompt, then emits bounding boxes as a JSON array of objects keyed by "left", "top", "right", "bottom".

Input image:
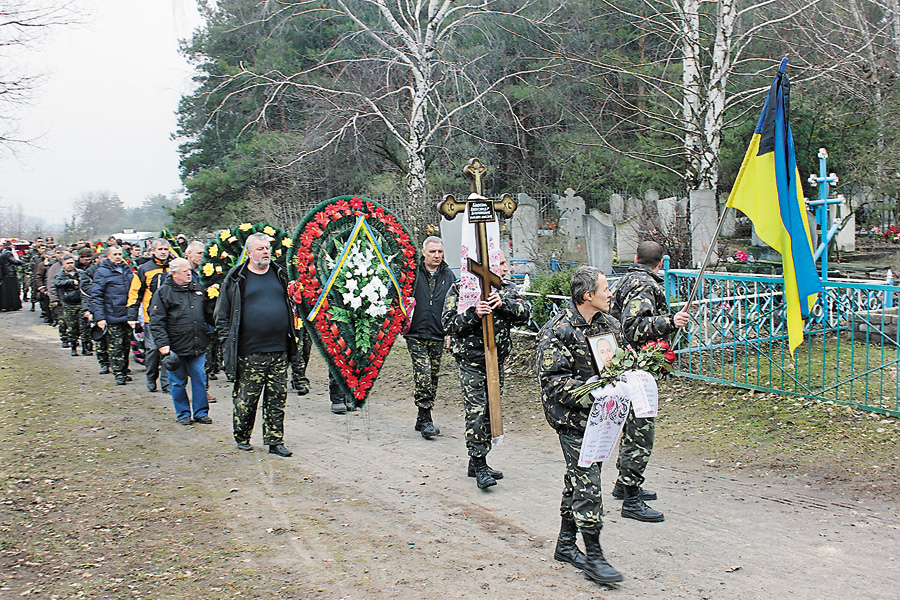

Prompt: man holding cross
[{"left": 442, "top": 250, "right": 529, "bottom": 489}]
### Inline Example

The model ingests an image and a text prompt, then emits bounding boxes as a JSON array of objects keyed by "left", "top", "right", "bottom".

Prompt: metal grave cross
[{"left": 436, "top": 158, "right": 517, "bottom": 440}]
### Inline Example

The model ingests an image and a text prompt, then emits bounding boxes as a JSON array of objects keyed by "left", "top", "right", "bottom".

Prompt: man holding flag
[{"left": 725, "top": 58, "right": 822, "bottom": 354}]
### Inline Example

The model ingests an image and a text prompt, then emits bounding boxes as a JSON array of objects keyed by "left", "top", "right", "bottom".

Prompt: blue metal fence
[{"left": 665, "top": 266, "right": 900, "bottom": 417}]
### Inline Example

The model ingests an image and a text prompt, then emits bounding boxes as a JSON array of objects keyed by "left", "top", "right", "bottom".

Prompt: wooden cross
[{"left": 436, "top": 158, "right": 517, "bottom": 440}]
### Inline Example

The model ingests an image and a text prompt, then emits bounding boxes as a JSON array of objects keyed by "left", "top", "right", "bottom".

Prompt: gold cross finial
[{"left": 463, "top": 158, "right": 487, "bottom": 195}]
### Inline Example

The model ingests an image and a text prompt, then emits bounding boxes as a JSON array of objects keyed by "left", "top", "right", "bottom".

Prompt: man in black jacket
[
  {"left": 403, "top": 236, "right": 455, "bottom": 439},
  {"left": 150, "top": 258, "right": 211, "bottom": 426},
  {"left": 215, "top": 233, "right": 297, "bottom": 457}
]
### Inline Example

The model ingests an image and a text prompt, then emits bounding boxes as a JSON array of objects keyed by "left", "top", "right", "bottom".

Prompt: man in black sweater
[
  {"left": 215, "top": 233, "right": 297, "bottom": 457},
  {"left": 403, "top": 236, "right": 455, "bottom": 439}
]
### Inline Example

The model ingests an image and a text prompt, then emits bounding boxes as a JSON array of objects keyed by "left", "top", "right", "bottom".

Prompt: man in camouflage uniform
[
  {"left": 609, "top": 240, "right": 689, "bottom": 522},
  {"left": 290, "top": 324, "right": 312, "bottom": 397},
  {"left": 536, "top": 266, "right": 626, "bottom": 585},
  {"left": 442, "top": 251, "right": 529, "bottom": 489},
  {"left": 404, "top": 236, "right": 455, "bottom": 439},
  {"left": 216, "top": 233, "right": 298, "bottom": 457},
  {"left": 54, "top": 254, "right": 86, "bottom": 355},
  {"left": 22, "top": 239, "right": 43, "bottom": 307}
]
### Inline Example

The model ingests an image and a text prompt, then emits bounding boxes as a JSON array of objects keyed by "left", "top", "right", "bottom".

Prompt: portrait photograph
[{"left": 588, "top": 333, "right": 618, "bottom": 374}]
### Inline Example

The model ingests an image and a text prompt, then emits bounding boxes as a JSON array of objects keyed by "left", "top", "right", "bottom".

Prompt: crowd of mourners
[{"left": 0, "top": 231, "right": 688, "bottom": 589}]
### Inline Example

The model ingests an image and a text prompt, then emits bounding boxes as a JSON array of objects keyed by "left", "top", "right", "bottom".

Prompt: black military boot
[
  {"left": 470, "top": 456, "right": 496, "bottom": 489},
  {"left": 467, "top": 456, "right": 503, "bottom": 480},
  {"left": 621, "top": 485, "right": 665, "bottom": 522},
  {"left": 70, "top": 347, "right": 78, "bottom": 356},
  {"left": 414, "top": 407, "right": 440, "bottom": 439},
  {"left": 580, "top": 530, "right": 624, "bottom": 584},
  {"left": 612, "top": 480, "right": 657, "bottom": 501},
  {"left": 553, "top": 516, "right": 587, "bottom": 570}
]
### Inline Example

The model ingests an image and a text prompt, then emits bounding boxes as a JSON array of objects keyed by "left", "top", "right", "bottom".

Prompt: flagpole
[{"left": 671, "top": 201, "right": 733, "bottom": 349}]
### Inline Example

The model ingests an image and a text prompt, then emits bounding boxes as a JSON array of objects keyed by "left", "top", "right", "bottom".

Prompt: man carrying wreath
[
  {"left": 536, "top": 266, "right": 626, "bottom": 585},
  {"left": 609, "top": 240, "right": 689, "bottom": 522}
]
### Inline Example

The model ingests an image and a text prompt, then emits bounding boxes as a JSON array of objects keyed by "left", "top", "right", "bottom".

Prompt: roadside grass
[{"left": 0, "top": 342, "right": 311, "bottom": 599}]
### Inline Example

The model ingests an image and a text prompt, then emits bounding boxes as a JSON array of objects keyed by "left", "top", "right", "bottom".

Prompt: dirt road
[{"left": 1, "top": 307, "right": 897, "bottom": 599}]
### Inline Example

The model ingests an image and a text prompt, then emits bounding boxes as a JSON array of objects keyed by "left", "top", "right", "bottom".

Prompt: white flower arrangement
[{"left": 329, "top": 237, "right": 395, "bottom": 351}]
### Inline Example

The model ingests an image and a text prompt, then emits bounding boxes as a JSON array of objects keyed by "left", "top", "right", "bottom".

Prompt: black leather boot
[
  {"left": 621, "top": 485, "right": 665, "bottom": 522},
  {"left": 580, "top": 530, "right": 624, "bottom": 584},
  {"left": 553, "top": 516, "right": 587, "bottom": 570},
  {"left": 467, "top": 456, "right": 503, "bottom": 480},
  {"left": 470, "top": 456, "right": 496, "bottom": 489},
  {"left": 414, "top": 407, "right": 440, "bottom": 439},
  {"left": 612, "top": 480, "right": 657, "bottom": 501}
]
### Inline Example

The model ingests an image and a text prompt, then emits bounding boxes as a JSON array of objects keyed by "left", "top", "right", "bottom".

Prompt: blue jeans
[{"left": 167, "top": 354, "right": 209, "bottom": 421}]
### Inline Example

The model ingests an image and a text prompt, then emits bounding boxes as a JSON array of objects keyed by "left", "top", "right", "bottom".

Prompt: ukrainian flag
[{"left": 726, "top": 58, "right": 823, "bottom": 355}]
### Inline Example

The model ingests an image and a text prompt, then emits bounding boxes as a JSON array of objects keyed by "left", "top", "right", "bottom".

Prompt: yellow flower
[
  {"left": 202, "top": 263, "right": 214, "bottom": 276},
  {"left": 239, "top": 222, "right": 252, "bottom": 231},
  {"left": 219, "top": 229, "right": 230, "bottom": 241},
  {"left": 208, "top": 244, "right": 218, "bottom": 257},
  {"left": 207, "top": 285, "right": 220, "bottom": 299},
  {"left": 263, "top": 225, "right": 276, "bottom": 236},
  {"left": 282, "top": 238, "right": 293, "bottom": 247}
]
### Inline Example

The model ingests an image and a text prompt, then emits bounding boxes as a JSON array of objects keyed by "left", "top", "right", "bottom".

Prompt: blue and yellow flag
[{"left": 726, "top": 58, "right": 823, "bottom": 355}]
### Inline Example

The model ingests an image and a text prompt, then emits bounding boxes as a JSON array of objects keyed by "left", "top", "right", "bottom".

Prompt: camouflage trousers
[
  {"left": 407, "top": 337, "right": 443, "bottom": 410},
  {"left": 205, "top": 335, "right": 219, "bottom": 378},
  {"left": 616, "top": 408, "right": 655, "bottom": 487},
  {"left": 60, "top": 303, "right": 86, "bottom": 348},
  {"left": 290, "top": 327, "right": 312, "bottom": 389},
  {"left": 232, "top": 351, "right": 288, "bottom": 446},
  {"left": 558, "top": 433, "right": 604, "bottom": 533},
  {"left": 456, "top": 359, "right": 504, "bottom": 458},
  {"left": 54, "top": 304, "right": 68, "bottom": 341},
  {"left": 94, "top": 331, "right": 110, "bottom": 368},
  {"left": 107, "top": 323, "right": 132, "bottom": 377}
]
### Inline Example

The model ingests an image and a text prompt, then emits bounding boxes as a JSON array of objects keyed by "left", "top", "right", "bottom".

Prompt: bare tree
[
  {"left": 206, "top": 0, "right": 562, "bottom": 237},
  {"left": 559, "top": 0, "right": 831, "bottom": 195},
  {"left": 0, "top": 0, "right": 73, "bottom": 149}
]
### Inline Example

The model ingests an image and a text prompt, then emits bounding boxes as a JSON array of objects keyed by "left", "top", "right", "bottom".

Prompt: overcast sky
[{"left": 0, "top": 0, "right": 204, "bottom": 227}]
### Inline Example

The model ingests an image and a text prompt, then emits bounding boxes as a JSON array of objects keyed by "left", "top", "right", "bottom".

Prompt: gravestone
[
  {"left": 644, "top": 189, "right": 659, "bottom": 220},
  {"left": 834, "top": 196, "right": 856, "bottom": 252},
  {"left": 690, "top": 189, "right": 718, "bottom": 267},
  {"left": 440, "top": 216, "right": 463, "bottom": 272},
  {"left": 584, "top": 210, "right": 614, "bottom": 273},
  {"left": 610, "top": 193, "right": 625, "bottom": 222},
  {"left": 557, "top": 188, "right": 586, "bottom": 253},
  {"left": 625, "top": 195, "right": 642, "bottom": 219},
  {"left": 657, "top": 196, "right": 677, "bottom": 236},
  {"left": 512, "top": 193, "right": 539, "bottom": 269},
  {"left": 720, "top": 194, "right": 736, "bottom": 237}
]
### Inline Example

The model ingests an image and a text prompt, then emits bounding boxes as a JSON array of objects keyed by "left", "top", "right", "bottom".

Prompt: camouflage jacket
[
  {"left": 537, "top": 301, "right": 624, "bottom": 436},
  {"left": 609, "top": 263, "right": 676, "bottom": 346},
  {"left": 441, "top": 278, "right": 530, "bottom": 365}
]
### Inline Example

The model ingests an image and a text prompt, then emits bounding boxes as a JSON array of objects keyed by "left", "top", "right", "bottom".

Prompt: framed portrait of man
[{"left": 587, "top": 333, "right": 618, "bottom": 374}]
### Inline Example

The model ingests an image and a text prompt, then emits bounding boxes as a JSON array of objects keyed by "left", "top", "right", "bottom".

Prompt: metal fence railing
[
  {"left": 665, "top": 267, "right": 900, "bottom": 417},
  {"left": 517, "top": 265, "right": 900, "bottom": 416}
]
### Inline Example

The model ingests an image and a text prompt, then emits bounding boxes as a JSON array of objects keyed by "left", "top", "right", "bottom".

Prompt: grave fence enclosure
[
  {"left": 665, "top": 264, "right": 900, "bottom": 417},
  {"left": 519, "top": 265, "right": 900, "bottom": 417}
]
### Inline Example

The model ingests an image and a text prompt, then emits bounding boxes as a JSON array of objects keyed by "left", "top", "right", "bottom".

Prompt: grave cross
[{"left": 437, "top": 158, "right": 517, "bottom": 440}]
